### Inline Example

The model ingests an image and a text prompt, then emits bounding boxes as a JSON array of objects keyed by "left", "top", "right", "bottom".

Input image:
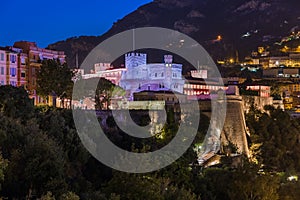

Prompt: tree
[
  {"left": 104, "top": 172, "right": 200, "bottom": 200},
  {"left": 73, "top": 77, "right": 124, "bottom": 110},
  {"left": 0, "top": 153, "right": 8, "bottom": 192},
  {"left": 41, "top": 192, "right": 56, "bottom": 200},
  {"left": 279, "top": 181, "right": 300, "bottom": 200},
  {"left": 227, "top": 162, "right": 280, "bottom": 200},
  {"left": 3, "top": 128, "right": 67, "bottom": 198},
  {"left": 59, "top": 191, "right": 80, "bottom": 200},
  {"left": 194, "top": 161, "right": 280, "bottom": 200},
  {"left": 37, "top": 59, "right": 74, "bottom": 107},
  {"left": 270, "top": 83, "right": 282, "bottom": 100},
  {"left": 246, "top": 107, "right": 300, "bottom": 171},
  {"left": 0, "top": 85, "right": 34, "bottom": 119}
]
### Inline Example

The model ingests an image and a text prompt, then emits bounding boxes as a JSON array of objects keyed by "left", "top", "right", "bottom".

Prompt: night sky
[{"left": 0, "top": 0, "right": 152, "bottom": 48}]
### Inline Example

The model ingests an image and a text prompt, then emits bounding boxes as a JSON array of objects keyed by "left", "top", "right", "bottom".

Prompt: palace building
[{"left": 119, "top": 53, "right": 185, "bottom": 100}]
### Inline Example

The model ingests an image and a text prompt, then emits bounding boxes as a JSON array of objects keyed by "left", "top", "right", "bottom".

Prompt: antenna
[
  {"left": 76, "top": 52, "right": 79, "bottom": 68},
  {"left": 132, "top": 29, "right": 135, "bottom": 52}
]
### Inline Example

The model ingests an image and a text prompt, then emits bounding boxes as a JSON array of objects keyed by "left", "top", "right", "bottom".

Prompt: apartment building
[
  {"left": 0, "top": 47, "right": 18, "bottom": 87},
  {"left": 13, "top": 41, "right": 66, "bottom": 105}
]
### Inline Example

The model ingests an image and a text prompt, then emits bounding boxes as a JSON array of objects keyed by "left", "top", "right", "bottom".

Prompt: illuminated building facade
[
  {"left": 7, "top": 51, "right": 18, "bottom": 87},
  {"left": 13, "top": 41, "right": 66, "bottom": 105},
  {"left": 245, "top": 85, "right": 271, "bottom": 98},
  {"left": 82, "top": 62, "right": 126, "bottom": 85},
  {"left": 0, "top": 49, "right": 7, "bottom": 86},
  {"left": 183, "top": 77, "right": 227, "bottom": 100},
  {"left": 0, "top": 48, "right": 18, "bottom": 87},
  {"left": 17, "top": 52, "right": 28, "bottom": 87},
  {"left": 292, "top": 92, "right": 300, "bottom": 108},
  {"left": 279, "top": 84, "right": 300, "bottom": 110},
  {"left": 263, "top": 68, "right": 300, "bottom": 78},
  {"left": 120, "top": 53, "right": 185, "bottom": 99},
  {"left": 256, "top": 53, "right": 300, "bottom": 68}
]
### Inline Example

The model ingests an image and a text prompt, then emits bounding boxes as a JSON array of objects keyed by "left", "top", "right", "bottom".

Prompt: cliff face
[{"left": 48, "top": 0, "right": 300, "bottom": 67}]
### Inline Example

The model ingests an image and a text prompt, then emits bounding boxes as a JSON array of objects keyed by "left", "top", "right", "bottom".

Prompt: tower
[
  {"left": 125, "top": 53, "right": 147, "bottom": 68},
  {"left": 198, "top": 89, "right": 250, "bottom": 166}
]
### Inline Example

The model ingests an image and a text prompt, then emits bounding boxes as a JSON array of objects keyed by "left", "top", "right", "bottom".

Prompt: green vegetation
[
  {"left": 0, "top": 86, "right": 300, "bottom": 199},
  {"left": 37, "top": 59, "right": 74, "bottom": 107},
  {"left": 73, "top": 77, "right": 125, "bottom": 109}
]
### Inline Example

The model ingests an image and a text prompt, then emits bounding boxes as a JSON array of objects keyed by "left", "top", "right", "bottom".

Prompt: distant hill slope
[{"left": 48, "top": 0, "right": 300, "bottom": 67}]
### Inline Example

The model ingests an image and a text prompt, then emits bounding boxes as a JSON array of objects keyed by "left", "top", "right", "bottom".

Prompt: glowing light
[
  {"left": 217, "top": 35, "right": 222, "bottom": 41},
  {"left": 287, "top": 175, "right": 298, "bottom": 181}
]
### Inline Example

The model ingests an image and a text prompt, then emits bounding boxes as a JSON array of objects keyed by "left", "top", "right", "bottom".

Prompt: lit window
[
  {"left": 21, "top": 57, "right": 26, "bottom": 64},
  {"left": 10, "top": 68, "right": 16, "bottom": 77},
  {"left": 10, "top": 55, "right": 16, "bottom": 63},
  {"left": 10, "top": 81, "right": 16, "bottom": 86}
]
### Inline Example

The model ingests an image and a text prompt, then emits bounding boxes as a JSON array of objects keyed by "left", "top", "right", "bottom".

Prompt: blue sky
[{"left": 0, "top": 0, "right": 152, "bottom": 48}]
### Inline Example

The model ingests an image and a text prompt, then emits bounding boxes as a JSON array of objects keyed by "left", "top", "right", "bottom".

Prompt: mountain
[{"left": 48, "top": 0, "right": 300, "bottom": 68}]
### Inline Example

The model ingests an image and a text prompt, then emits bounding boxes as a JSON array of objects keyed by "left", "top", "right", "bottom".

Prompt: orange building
[
  {"left": 13, "top": 41, "right": 66, "bottom": 105},
  {"left": 17, "top": 52, "right": 27, "bottom": 87}
]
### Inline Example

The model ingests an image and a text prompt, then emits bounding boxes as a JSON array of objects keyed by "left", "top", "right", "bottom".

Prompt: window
[
  {"left": 0, "top": 53, "right": 4, "bottom": 61},
  {"left": 0, "top": 67, "right": 4, "bottom": 75},
  {"left": 155, "top": 73, "right": 157, "bottom": 77},
  {"left": 21, "top": 57, "right": 26, "bottom": 64},
  {"left": 10, "top": 55, "right": 16, "bottom": 63},
  {"left": 161, "top": 72, "right": 164, "bottom": 77},
  {"left": 10, "top": 68, "right": 16, "bottom": 77},
  {"left": 0, "top": 80, "right": 4, "bottom": 85},
  {"left": 21, "top": 71, "right": 26, "bottom": 78},
  {"left": 10, "top": 81, "right": 16, "bottom": 86}
]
